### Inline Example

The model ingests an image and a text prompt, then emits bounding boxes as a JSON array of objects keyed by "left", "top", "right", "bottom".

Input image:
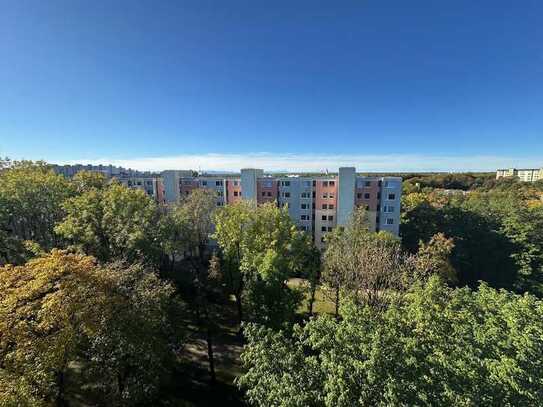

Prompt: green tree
[
  {"left": 214, "top": 202, "right": 311, "bottom": 329},
  {"left": 0, "top": 160, "right": 74, "bottom": 261},
  {"left": 168, "top": 188, "right": 219, "bottom": 383},
  {"left": 212, "top": 200, "right": 254, "bottom": 325},
  {"left": 71, "top": 170, "right": 109, "bottom": 193},
  {"left": 238, "top": 276, "right": 543, "bottom": 406},
  {"left": 55, "top": 183, "right": 160, "bottom": 263}
]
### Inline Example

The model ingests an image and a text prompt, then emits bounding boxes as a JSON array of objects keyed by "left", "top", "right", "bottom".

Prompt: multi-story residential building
[
  {"left": 163, "top": 167, "right": 402, "bottom": 249},
  {"left": 51, "top": 163, "right": 165, "bottom": 203},
  {"left": 496, "top": 168, "right": 543, "bottom": 182},
  {"left": 52, "top": 163, "right": 148, "bottom": 178},
  {"left": 117, "top": 176, "right": 165, "bottom": 204}
]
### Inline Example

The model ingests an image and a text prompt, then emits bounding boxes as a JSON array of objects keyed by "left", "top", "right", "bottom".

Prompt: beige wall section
[{"left": 314, "top": 179, "right": 338, "bottom": 250}]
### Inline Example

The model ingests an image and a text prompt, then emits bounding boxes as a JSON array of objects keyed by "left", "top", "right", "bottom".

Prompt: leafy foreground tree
[
  {"left": 238, "top": 276, "right": 543, "bottom": 407},
  {"left": 0, "top": 160, "right": 74, "bottom": 264},
  {"left": 55, "top": 183, "right": 160, "bottom": 264},
  {"left": 0, "top": 250, "right": 184, "bottom": 406},
  {"left": 167, "top": 188, "right": 220, "bottom": 383},
  {"left": 214, "top": 202, "right": 315, "bottom": 329},
  {"left": 323, "top": 207, "right": 455, "bottom": 316}
]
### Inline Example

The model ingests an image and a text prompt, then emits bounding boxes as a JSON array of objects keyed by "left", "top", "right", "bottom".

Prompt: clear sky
[{"left": 1, "top": 1, "right": 542, "bottom": 172}]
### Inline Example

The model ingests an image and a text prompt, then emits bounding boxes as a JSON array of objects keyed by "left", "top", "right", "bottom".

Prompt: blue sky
[{"left": 1, "top": 1, "right": 542, "bottom": 172}]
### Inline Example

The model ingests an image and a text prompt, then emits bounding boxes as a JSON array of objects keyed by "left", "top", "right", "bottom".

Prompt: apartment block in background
[
  {"left": 117, "top": 176, "right": 165, "bottom": 204},
  {"left": 163, "top": 167, "right": 402, "bottom": 249},
  {"left": 496, "top": 168, "right": 543, "bottom": 182},
  {"left": 52, "top": 163, "right": 165, "bottom": 203}
]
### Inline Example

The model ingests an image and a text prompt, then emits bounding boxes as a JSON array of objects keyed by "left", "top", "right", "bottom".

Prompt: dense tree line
[{"left": 1, "top": 160, "right": 542, "bottom": 406}]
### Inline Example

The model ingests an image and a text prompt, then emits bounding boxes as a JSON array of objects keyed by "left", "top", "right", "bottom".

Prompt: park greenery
[{"left": 1, "top": 160, "right": 542, "bottom": 406}]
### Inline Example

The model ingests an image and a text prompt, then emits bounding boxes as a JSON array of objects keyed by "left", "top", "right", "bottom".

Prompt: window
[
  {"left": 329, "top": 204, "right": 334, "bottom": 209},
  {"left": 262, "top": 192, "right": 266, "bottom": 197},
  {"left": 357, "top": 193, "right": 362, "bottom": 199},
  {"left": 234, "top": 191, "right": 239, "bottom": 197},
  {"left": 283, "top": 192, "right": 290, "bottom": 198},
  {"left": 301, "top": 192, "right": 310, "bottom": 198},
  {"left": 281, "top": 181, "right": 290, "bottom": 187},
  {"left": 303, "top": 181, "right": 311, "bottom": 187},
  {"left": 262, "top": 180, "right": 273, "bottom": 188},
  {"left": 322, "top": 193, "right": 328, "bottom": 199},
  {"left": 217, "top": 191, "right": 223, "bottom": 197},
  {"left": 323, "top": 181, "right": 328, "bottom": 187},
  {"left": 233, "top": 180, "right": 239, "bottom": 186},
  {"left": 365, "top": 181, "right": 371, "bottom": 187},
  {"left": 321, "top": 226, "right": 327, "bottom": 232},
  {"left": 329, "top": 193, "right": 334, "bottom": 199},
  {"left": 385, "top": 205, "right": 394, "bottom": 213},
  {"left": 216, "top": 180, "right": 223, "bottom": 186},
  {"left": 388, "top": 193, "right": 396, "bottom": 200},
  {"left": 216, "top": 201, "right": 223, "bottom": 207},
  {"left": 386, "top": 218, "right": 394, "bottom": 225},
  {"left": 321, "top": 236, "right": 325, "bottom": 242},
  {"left": 329, "top": 181, "right": 335, "bottom": 186},
  {"left": 328, "top": 215, "right": 333, "bottom": 221},
  {"left": 328, "top": 227, "right": 333, "bottom": 232},
  {"left": 301, "top": 203, "right": 308, "bottom": 209},
  {"left": 301, "top": 215, "right": 309, "bottom": 221},
  {"left": 322, "top": 215, "right": 327, "bottom": 221},
  {"left": 364, "top": 193, "right": 370, "bottom": 199},
  {"left": 201, "top": 181, "right": 207, "bottom": 186},
  {"left": 322, "top": 204, "right": 328, "bottom": 210},
  {"left": 267, "top": 191, "right": 272, "bottom": 197}
]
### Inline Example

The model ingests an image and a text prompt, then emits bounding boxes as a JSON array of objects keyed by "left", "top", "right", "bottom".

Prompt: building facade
[
  {"left": 51, "top": 164, "right": 165, "bottom": 203},
  {"left": 117, "top": 176, "right": 166, "bottom": 204},
  {"left": 163, "top": 167, "right": 402, "bottom": 248},
  {"left": 496, "top": 168, "right": 543, "bottom": 182}
]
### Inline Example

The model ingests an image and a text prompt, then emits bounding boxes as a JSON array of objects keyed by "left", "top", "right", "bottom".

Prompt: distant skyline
[{"left": 1, "top": 1, "right": 542, "bottom": 171}]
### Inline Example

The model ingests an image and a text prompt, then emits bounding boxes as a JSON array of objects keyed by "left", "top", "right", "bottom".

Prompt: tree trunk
[
  {"left": 309, "top": 283, "right": 317, "bottom": 316},
  {"left": 56, "top": 369, "right": 66, "bottom": 407},
  {"left": 206, "top": 326, "right": 216, "bottom": 384},
  {"left": 334, "top": 286, "right": 340, "bottom": 320}
]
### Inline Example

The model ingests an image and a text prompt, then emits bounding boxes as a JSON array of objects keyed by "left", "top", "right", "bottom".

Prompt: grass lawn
[{"left": 288, "top": 278, "right": 336, "bottom": 315}]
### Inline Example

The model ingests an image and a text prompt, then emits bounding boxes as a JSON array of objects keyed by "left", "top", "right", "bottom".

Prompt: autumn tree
[
  {"left": 0, "top": 250, "right": 184, "bottom": 406},
  {"left": 323, "top": 207, "right": 406, "bottom": 313}
]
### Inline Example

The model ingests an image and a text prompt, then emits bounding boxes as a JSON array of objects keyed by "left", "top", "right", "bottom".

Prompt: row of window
[
  {"left": 200, "top": 180, "right": 224, "bottom": 187},
  {"left": 299, "top": 214, "right": 334, "bottom": 222},
  {"left": 356, "top": 192, "right": 396, "bottom": 200}
]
